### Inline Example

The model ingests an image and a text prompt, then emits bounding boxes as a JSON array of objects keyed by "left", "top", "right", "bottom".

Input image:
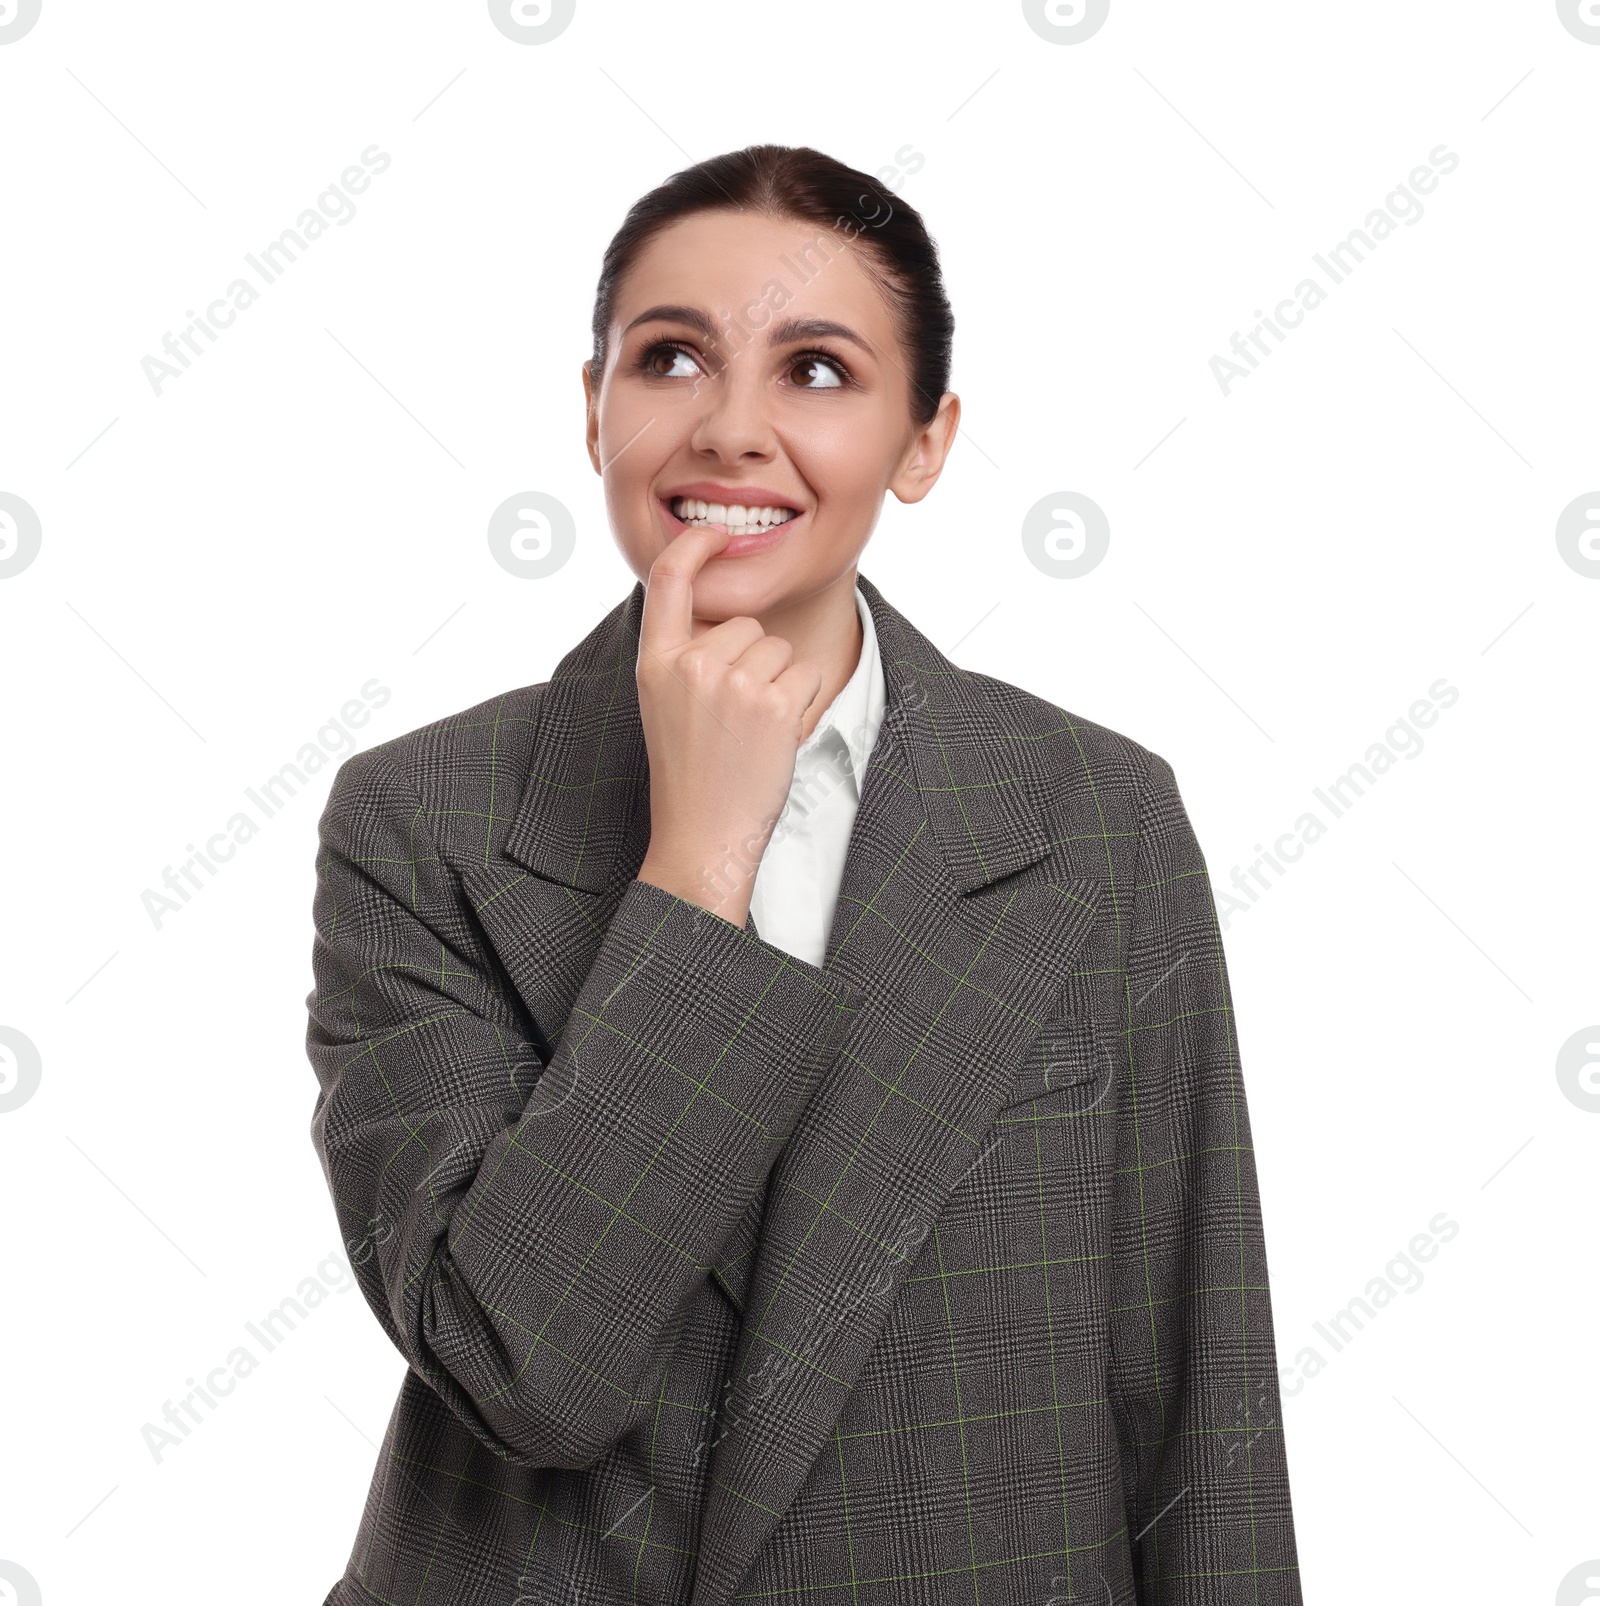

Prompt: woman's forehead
[{"left": 612, "top": 211, "right": 894, "bottom": 341}]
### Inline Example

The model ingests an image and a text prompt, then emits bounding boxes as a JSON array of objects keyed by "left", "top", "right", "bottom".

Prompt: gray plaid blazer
[{"left": 305, "top": 569, "right": 1303, "bottom": 1605}]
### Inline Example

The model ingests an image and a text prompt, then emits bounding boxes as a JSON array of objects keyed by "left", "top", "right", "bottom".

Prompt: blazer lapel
[
  {"left": 689, "top": 574, "right": 1103, "bottom": 1606},
  {"left": 456, "top": 584, "right": 653, "bottom": 1086}
]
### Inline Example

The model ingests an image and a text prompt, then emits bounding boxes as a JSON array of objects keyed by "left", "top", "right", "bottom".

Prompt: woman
[{"left": 306, "top": 145, "right": 1304, "bottom": 1606}]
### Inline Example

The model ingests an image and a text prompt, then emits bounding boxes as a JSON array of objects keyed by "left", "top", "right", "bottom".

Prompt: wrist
[{"left": 637, "top": 850, "right": 755, "bottom": 929}]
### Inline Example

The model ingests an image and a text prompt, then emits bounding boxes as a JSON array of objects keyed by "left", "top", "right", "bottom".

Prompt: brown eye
[
  {"left": 789, "top": 354, "right": 846, "bottom": 389},
  {"left": 642, "top": 343, "right": 702, "bottom": 379}
]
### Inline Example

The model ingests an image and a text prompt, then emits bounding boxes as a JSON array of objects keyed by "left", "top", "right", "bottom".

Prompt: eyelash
[{"left": 634, "top": 339, "right": 855, "bottom": 389}]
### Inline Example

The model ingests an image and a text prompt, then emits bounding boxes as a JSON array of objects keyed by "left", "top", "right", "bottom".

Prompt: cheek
[
  {"left": 792, "top": 418, "right": 897, "bottom": 506},
  {"left": 597, "top": 405, "right": 668, "bottom": 504},
  {"left": 597, "top": 385, "right": 654, "bottom": 453}
]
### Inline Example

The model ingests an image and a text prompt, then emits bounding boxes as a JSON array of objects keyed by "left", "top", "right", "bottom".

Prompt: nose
[{"left": 687, "top": 343, "right": 777, "bottom": 464}]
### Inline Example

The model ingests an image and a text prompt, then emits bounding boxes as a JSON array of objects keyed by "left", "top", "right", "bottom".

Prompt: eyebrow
[{"left": 621, "top": 304, "right": 875, "bottom": 358}]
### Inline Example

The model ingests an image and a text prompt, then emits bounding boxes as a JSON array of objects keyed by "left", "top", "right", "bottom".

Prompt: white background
[{"left": 2, "top": 1, "right": 1596, "bottom": 1601}]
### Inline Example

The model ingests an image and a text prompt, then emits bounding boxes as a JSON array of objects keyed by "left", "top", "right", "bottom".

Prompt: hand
[{"left": 633, "top": 522, "right": 822, "bottom": 928}]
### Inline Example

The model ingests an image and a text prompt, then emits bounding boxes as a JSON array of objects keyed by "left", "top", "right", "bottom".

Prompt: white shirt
[{"left": 747, "top": 584, "right": 886, "bottom": 968}]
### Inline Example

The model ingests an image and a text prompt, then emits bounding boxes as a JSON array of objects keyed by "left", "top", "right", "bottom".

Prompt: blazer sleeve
[
  {"left": 1109, "top": 750, "right": 1303, "bottom": 1604},
  {"left": 304, "top": 741, "right": 854, "bottom": 1472}
]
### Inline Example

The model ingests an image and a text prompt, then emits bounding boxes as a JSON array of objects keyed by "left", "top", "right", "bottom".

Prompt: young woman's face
[{"left": 585, "top": 208, "right": 957, "bottom": 620}]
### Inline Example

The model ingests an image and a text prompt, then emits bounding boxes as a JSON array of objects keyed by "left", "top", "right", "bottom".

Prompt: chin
[{"left": 678, "top": 563, "right": 794, "bottom": 621}]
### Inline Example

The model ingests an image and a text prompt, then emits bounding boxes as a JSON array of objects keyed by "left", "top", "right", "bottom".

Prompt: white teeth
[{"left": 670, "top": 496, "right": 798, "bottom": 531}]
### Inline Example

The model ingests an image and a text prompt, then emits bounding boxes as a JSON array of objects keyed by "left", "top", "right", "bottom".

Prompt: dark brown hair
[{"left": 587, "top": 144, "right": 954, "bottom": 428}]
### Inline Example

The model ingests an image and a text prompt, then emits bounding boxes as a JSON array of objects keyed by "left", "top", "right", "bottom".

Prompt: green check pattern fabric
[{"left": 304, "top": 570, "right": 1303, "bottom": 1606}]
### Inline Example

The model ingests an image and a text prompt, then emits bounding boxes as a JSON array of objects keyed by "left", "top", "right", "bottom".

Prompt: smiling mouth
[{"left": 668, "top": 496, "right": 800, "bottom": 534}]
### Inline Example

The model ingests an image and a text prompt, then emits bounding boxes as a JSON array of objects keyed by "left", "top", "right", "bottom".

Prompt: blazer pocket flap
[{"left": 1001, "top": 1013, "right": 1115, "bottom": 1108}]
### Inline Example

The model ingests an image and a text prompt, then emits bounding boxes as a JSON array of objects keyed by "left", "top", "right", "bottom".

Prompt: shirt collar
[{"left": 794, "top": 582, "right": 886, "bottom": 788}]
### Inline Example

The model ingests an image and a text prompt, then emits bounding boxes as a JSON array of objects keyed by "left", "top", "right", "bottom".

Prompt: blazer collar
[{"left": 502, "top": 569, "right": 1054, "bottom": 900}]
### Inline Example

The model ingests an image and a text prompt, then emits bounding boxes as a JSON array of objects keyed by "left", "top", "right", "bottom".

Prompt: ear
[
  {"left": 582, "top": 360, "right": 602, "bottom": 475},
  {"left": 888, "top": 391, "right": 961, "bottom": 506}
]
